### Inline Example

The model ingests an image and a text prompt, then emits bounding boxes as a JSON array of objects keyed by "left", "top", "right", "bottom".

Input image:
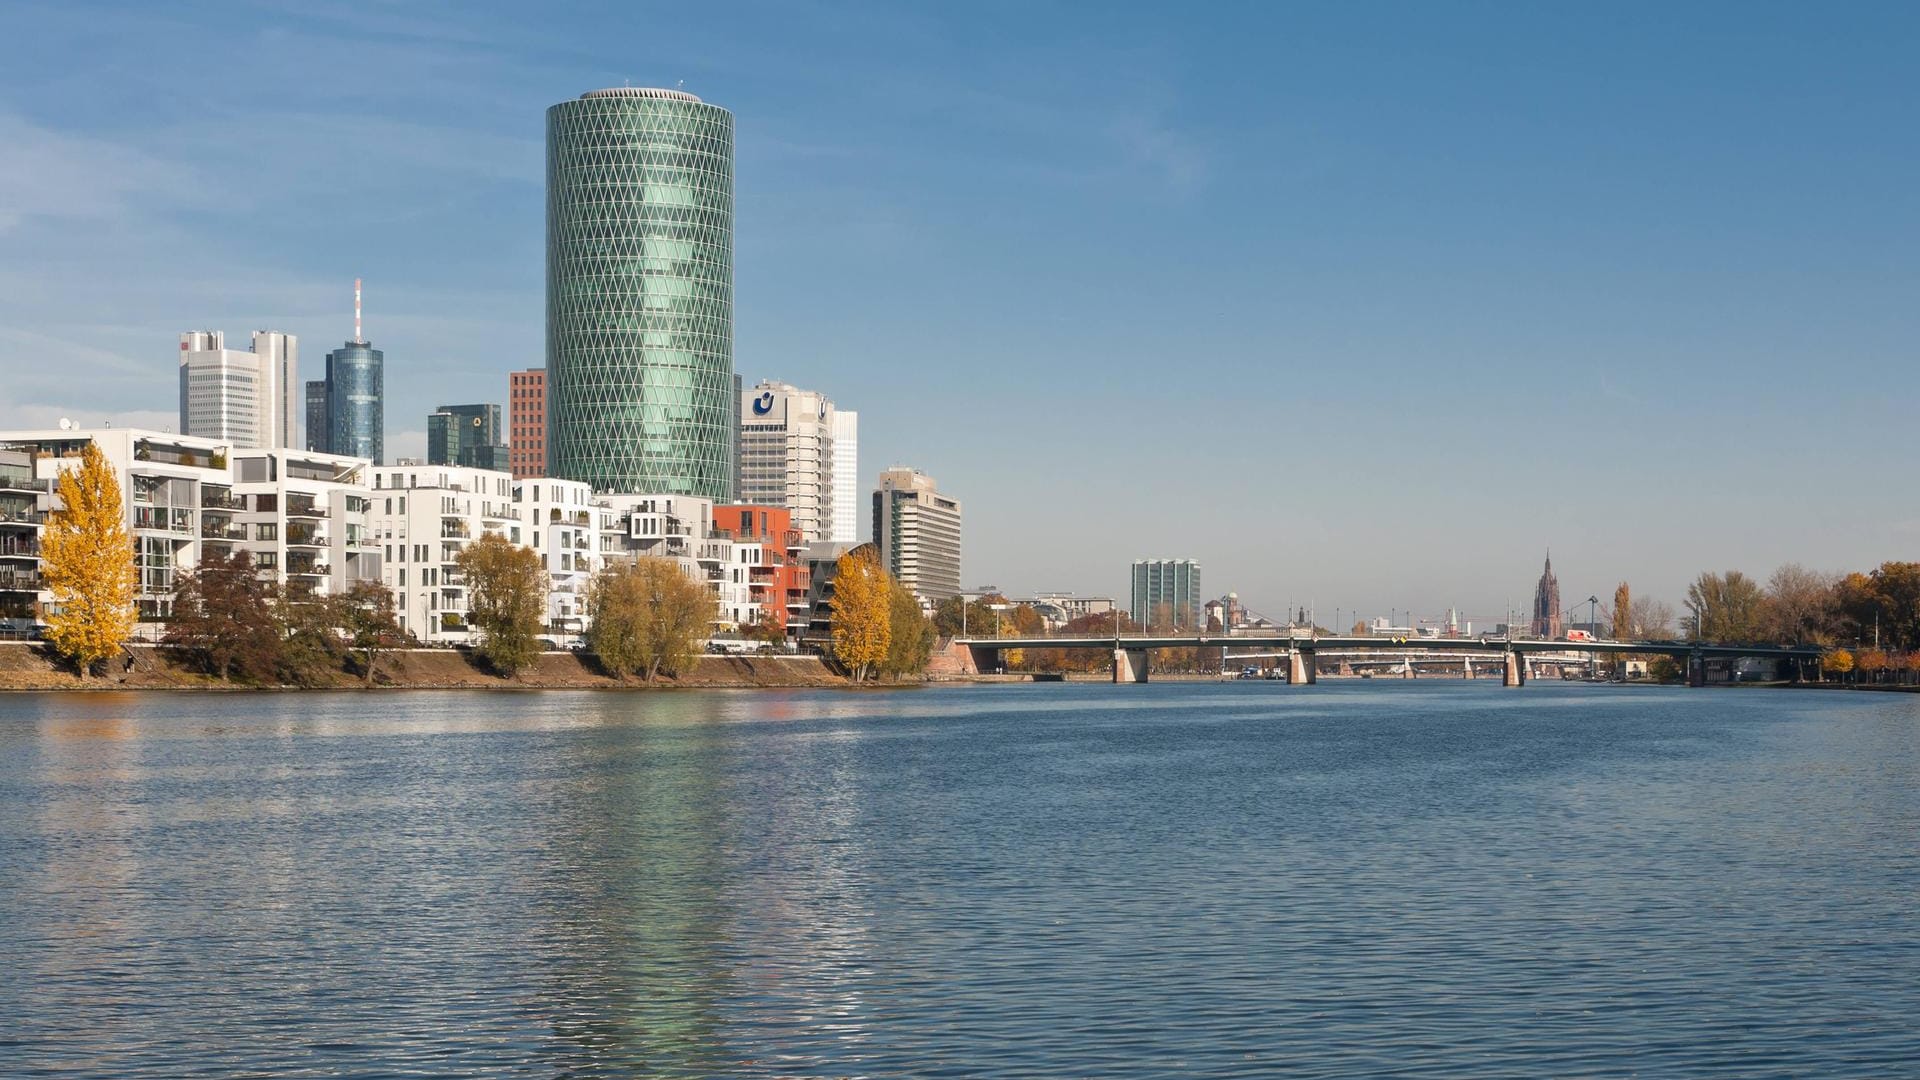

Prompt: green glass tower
[{"left": 547, "top": 87, "right": 735, "bottom": 497}]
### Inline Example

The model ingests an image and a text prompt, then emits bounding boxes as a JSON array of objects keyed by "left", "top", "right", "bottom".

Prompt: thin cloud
[{"left": 0, "top": 112, "right": 201, "bottom": 231}]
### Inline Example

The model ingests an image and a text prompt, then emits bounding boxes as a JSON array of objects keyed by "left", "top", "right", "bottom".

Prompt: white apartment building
[
  {"left": 178, "top": 330, "right": 299, "bottom": 450},
  {"left": 738, "top": 381, "right": 855, "bottom": 543},
  {"left": 226, "top": 448, "right": 381, "bottom": 599},
  {"left": 872, "top": 467, "right": 962, "bottom": 603},
  {"left": 600, "top": 493, "right": 748, "bottom": 631},
  {"left": 369, "top": 464, "right": 518, "bottom": 644},
  {"left": 0, "top": 427, "right": 380, "bottom": 638},
  {"left": 516, "top": 476, "right": 612, "bottom": 640}
]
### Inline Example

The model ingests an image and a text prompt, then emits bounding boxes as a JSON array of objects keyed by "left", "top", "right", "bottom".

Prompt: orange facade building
[{"left": 714, "top": 504, "right": 810, "bottom": 632}]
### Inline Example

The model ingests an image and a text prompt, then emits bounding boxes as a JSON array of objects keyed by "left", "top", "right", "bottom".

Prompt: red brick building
[{"left": 509, "top": 369, "right": 545, "bottom": 479}]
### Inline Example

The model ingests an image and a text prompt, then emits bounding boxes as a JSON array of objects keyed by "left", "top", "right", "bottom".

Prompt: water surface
[{"left": 2, "top": 683, "right": 1916, "bottom": 1077}]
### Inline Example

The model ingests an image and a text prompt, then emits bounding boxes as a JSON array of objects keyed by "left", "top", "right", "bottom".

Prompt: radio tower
[{"left": 353, "top": 278, "right": 365, "bottom": 344}]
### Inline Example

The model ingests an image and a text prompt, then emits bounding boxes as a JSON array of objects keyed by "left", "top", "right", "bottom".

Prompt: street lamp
[
  {"left": 989, "top": 602, "right": 1010, "bottom": 638},
  {"left": 1587, "top": 594, "right": 1599, "bottom": 677}
]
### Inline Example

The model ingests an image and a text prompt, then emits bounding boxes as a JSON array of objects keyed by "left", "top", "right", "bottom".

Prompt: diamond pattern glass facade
[{"left": 547, "top": 87, "right": 735, "bottom": 497}]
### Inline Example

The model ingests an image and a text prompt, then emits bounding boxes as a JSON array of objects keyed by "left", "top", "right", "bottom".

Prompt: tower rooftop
[{"left": 581, "top": 87, "right": 702, "bottom": 103}]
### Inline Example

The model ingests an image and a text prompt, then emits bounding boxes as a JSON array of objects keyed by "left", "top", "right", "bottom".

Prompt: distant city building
[
  {"left": 1131, "top": 559, "right": 1202, "bottom": 628},
  {"left": 547, "top": 87, "right": 735, "bottom": 497},
  {"left": 830, "top": 408, "right": 859, "bottom": 544},
  {"left": 304, "top": 380, "right": 329, "bottom": 453},
  {"left": 1531, "top": 552, "right": 1563, "bottom": 639},
  {"left": 508, "top": 369, "right": 545, "bottom": 480},
  {"left": 737, "top": 381, "right": 855, "bottom": 542},
  {"left": 1021, "top": 594, "right": 1119, "bottom": 630},
  {"left": 427, "top": 403, "right": 507, "bottom": 470},
  {"left": 872, "top": 467, "right": 962, "bottom": 602},
  {"left": 308, "top": 281, "right": 384, "bottom": 464},
  {"left": 177, "top": 330, "right": 298, "bottom": 449}
]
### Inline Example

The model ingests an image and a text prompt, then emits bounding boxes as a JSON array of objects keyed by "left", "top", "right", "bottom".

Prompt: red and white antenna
[{"left": 353, "top": 278, "right": 364, "bottom": 344}]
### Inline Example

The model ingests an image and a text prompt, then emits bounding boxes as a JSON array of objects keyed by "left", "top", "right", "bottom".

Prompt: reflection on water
[{"left": 2, "top": 684, "right": 1919, "bottom": 1077}]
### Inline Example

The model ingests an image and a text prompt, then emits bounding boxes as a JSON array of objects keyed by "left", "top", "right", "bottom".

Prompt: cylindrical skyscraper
[{"left": 546, "top": 87, "right": 735, "bottom": 497}]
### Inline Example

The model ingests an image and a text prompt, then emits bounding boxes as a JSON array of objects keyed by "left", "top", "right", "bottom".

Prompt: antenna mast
[{"left": 353, "top": 278, "right": 364, "bottom": 344}]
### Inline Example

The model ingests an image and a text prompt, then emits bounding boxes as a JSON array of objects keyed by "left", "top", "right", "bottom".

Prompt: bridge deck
[{"left": 953, "top": 635, "right": 1823, "bottom": 660}]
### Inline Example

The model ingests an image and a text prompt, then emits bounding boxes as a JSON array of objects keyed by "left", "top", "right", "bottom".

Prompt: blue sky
[{"left": 2, "top": 1, "right": 1915, "bottom": 625}]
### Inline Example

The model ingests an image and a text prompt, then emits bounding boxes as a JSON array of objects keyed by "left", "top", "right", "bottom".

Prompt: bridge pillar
[
  {"left": 1688, "top": 650, "right": 1706, "bottom": 688},
  {"left": 1463, "top": 655, "right": 1474, "bottom": 680},
  {"left": 1288, "top": 650, "right": 1317, "bottom": 685},
  {"left": 1113, "top": 647, "right": 1149, "bottom": 684},
  {"left": 1503, "top": 650, "right": 1526, "bottom": 687}
]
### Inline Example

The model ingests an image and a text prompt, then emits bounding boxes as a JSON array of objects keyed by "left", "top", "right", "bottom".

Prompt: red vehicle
[{"left": 1565, "top": 629, "right": 1597, "bottom": 643}]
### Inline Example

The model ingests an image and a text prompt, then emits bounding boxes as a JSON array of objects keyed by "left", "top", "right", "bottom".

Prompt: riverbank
[{"left": 0, "top": 642, "right": 851, "bottom": 691}]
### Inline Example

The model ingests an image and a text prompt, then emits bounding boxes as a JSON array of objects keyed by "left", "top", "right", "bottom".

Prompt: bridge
[{"left": 951, "top": 633, "right": 1826, "bottom": 687}]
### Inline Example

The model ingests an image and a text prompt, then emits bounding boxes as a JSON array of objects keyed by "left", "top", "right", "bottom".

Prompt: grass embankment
[{"left": 0, "top": 641, "right": 848, "bottom": 691}]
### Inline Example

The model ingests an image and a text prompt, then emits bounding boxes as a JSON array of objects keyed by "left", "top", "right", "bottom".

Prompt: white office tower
[
  {"left": 738, "top": 381, "right": 852, "bottom": 542},
  {"left": 872, "top": 467, "right": 962, "bottom": 602},
  {"left": 829, "top": 409, "right": 859, "bottom": 544},
  {"left": 178, "top": 330, "right": 299, "bottom": 449}
]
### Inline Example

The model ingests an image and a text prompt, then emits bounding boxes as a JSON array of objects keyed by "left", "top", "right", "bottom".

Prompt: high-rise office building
[
  {"left": 737, "top": 381, "right": 855, "bottom": 543},
  {"left": 508, "top": 368, "right": 546, "bottom": 479},
  {"left": 304, "top": 380, "right": 329, "bottom": 453},
  {"left": 312, "top": 280, "right": 384, "bottom": 464},
  {"left": 872, "top": 467, "right": 962, "bottom": 602},
  {"left": 177, "top": 330, "right": 298, "bottom": 449},
  {"left": 546, "top": 87, "right": 735, "bottom": 497},
  {"left": 830, "top": 408, "right": 859, "bottom": 544},
  {"left": 428, "top": 403, "right": 506, "bottom": 470},
  {"left": 1130, "top": 559, "right": 1202, "bottom": 628}
]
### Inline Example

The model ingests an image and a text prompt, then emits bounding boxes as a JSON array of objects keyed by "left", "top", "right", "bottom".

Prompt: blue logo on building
[{"left": 753, "top": 392, "right": 775, "bottom": 415}]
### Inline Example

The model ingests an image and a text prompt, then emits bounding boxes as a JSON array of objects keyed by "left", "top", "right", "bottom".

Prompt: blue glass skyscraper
[
  {"left": 308, "top": 281, "right": 385, "bottom": 464},
  {"left": 322, "top": 340, "right": 383, "bottom": 464}
]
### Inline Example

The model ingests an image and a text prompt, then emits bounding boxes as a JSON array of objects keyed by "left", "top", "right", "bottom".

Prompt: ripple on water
[{"left": 0, "top": 683, "right": 1916, "bottom": 1077}]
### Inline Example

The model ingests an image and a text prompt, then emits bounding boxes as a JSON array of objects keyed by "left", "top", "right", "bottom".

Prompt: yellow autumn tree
[
  {"left": 831, "top": 548, "right": 891, "bottom": 681},
  {"left": 41, "top": 442, "right": 136, "bottom": 675},
  {"left": 1823, "top": 648, "right": 1853, "bottom": 681}
]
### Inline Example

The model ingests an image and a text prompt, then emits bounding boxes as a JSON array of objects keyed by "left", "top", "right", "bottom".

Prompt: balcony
[
  {"left": 201, "top": 522, "right": 248, "bottom": 540},
  {"left": 441, "top": 520, "right": 471, "bottom": 539},
  {"left": 288, "top": 564, "right": 330, "bottom": 577},
  {"left": 200, "top": 491, "right": 242, "bottom": 511},
  {"left": 285, "top": 502, "right": 328, "bottom": 519},
  {"left": 0, "top": 571, "right": 41, "bottom": 591},
  {"left": 0, "top": 506, "right": 42, "bottom": 526},
  {"left": 0, "top": 539, "right": 39, "bottom": 558},
  {"left": 285, "top": 529, "right": 328, "bottom": 548}
]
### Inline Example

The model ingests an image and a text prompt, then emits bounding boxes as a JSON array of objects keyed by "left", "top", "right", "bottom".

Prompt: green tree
[
  {"left": 932, "top": 593, "right": 1004, "bottom": 638},
  {"left": 339, "top": 580, "right": 402, "bottom": 686},
  {"left": 455, "top": 533, "right": 546, "bottom": 677},
  {"left": 881, "top": 582, "right": 935, "bottom": 678},
  {"left": 831, "top": 548, "right": 891, "bottom": 681},
  {"left": 275, "top": 590, "right": 347, "bottom": 687},
  {"left": 587, "top": 557, "right": 712, "bottom": 683},
  {"left": 1685, "top": 570, "right": 1768, "bottom": 644},
  {"left": 40, "top": 442, "right": 136, "bottom": 675},
  {"left": 164, "top": 548, "right": 281, "bottom": 681}
]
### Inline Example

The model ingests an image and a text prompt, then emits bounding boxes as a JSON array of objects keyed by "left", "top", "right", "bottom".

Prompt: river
[{"left": 1, "top": 683, "right": 1916, "bottom": 1077}]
